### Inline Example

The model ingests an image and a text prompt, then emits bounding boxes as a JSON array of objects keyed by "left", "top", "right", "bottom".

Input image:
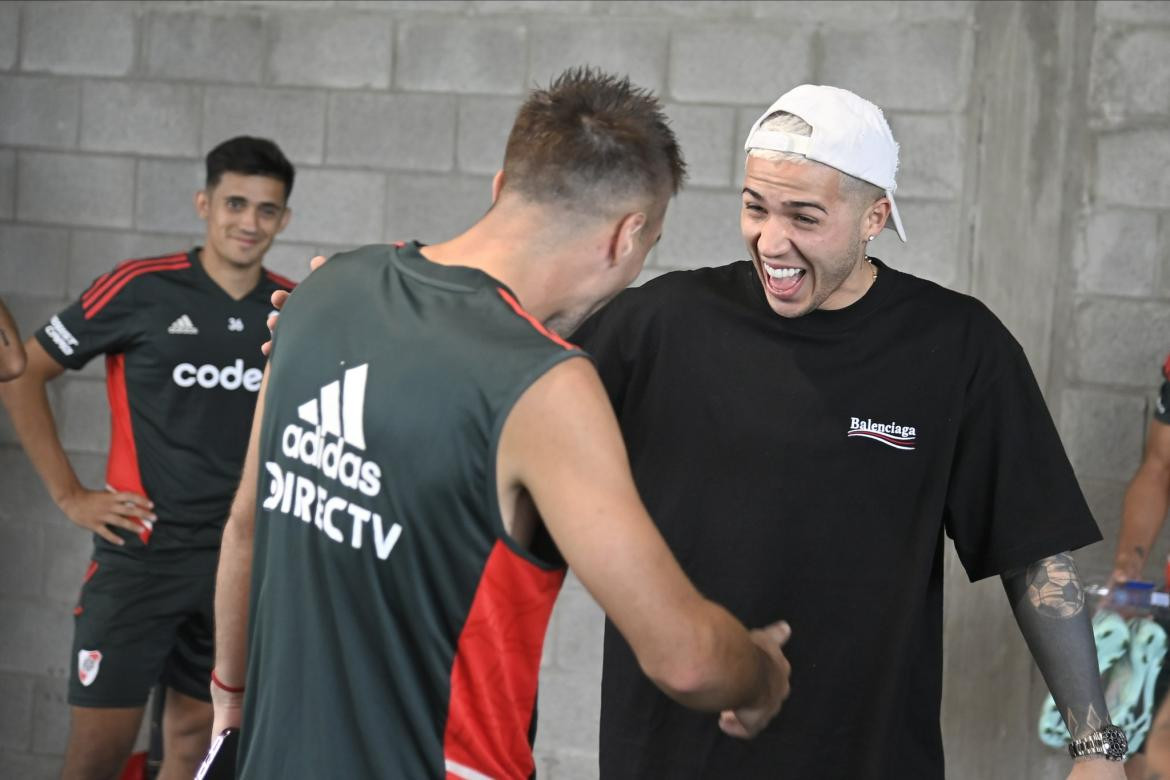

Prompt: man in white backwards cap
[{"left": 573, "top": 84, "right": 1123, "bottom": 779}]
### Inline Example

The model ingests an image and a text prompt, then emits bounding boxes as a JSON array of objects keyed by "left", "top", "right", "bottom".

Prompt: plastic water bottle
[{"left": 1087, "top": 580, "right": 1170, "bottom": 611}]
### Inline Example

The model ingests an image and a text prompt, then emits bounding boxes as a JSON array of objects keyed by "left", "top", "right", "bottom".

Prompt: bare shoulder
[
  {"left": 514, "top": 355, "right": 603, "bottom": 411},
  {"left": 501, "top": 354, "right": 625, "bottom": 478}
]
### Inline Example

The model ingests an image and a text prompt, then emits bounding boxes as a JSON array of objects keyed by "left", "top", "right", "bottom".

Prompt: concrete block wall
[
  {"left": 1052, "top": 0, "right": 1170, "bottom": 590},
  {"left": 0, "top": 2, "right": 1163, "bottom": 778}
]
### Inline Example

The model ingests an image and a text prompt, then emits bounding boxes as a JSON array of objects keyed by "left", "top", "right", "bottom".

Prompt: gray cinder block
[
  {"left": 18, "top": 152, "right": 134, "bottom": 229},
  {"left": 21, "top": 2, "right": 134, "bottom": 77},
  {"left": 269, "top": 12, "right": 393, "bottom": 89},
  {"left": 664, "top": 103, "right": 737, "bottom": 188},
  {"left": 279, "top": 168, "right": 385, "bottom": 246},
  {"left": 1060, "top": 389, "right": 1146, "bottom": 482},
  {"left": 144, "top": 9, "right": 263, "bottom": 84},
  {"left": 0, "top": 75, "right": 80, "bottom": 149},
  {"left": 203, "top": 87, "right": 327, "bottom": 166},
  {"left": 396, "top": 19, "right": 526, "bottom": 95},
  {"left": 1091, "top": 28, "right": 1170, "bottom": 121},
  {"left": 0, "top": 600, "right": 73, "bottom": 677},
  {"left": 1072, "top": 298, "right": 1170, "bottom": 389},
  {"left": 456, "top": 97, "right": 521, "bottom": 176},
  {"left": 0, "top": 3, "right": 18, "bottom": 71},
  {"left": 81, "top": 81, "right": 201, "bottom": 157},
  {"left": 59, "top": 379, "right": 110, "bottom": 455},
  {"left": 1096, "top": 129, "right": 1170, "bottom": 208},
  {"left": 133, "top": 158, "right": 205, "bottom": 235},
  {"left": 884, "top": 113, "right": 964, "bottom": 200},
  {"left": 821, "top": 23, "right": 974, "bottom": 111},
  {"left": 655, "top": 188, "right": 746, "bottom": 271},
  {"left": 1075, "top": 210, "right": 1159, "bottom": 297},
  {"left": 384, "top": 173, "right": 493, "bottom": 245},
  {"left": 0, "top": 225, "right": 70, "bottom": 298},
  {"left": 0, "top": 674, "right": 34, "bottom": 751},
  {"left": 327, "top": 92, "right": 456, "bottom": 172},
  {"left": 669, "top": 25, "right": 812, "bottom": 105}
]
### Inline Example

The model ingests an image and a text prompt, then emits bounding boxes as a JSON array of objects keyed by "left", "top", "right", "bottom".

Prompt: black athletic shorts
[{"left": 69, "top": 556, "right": 215, "bottom": 708}]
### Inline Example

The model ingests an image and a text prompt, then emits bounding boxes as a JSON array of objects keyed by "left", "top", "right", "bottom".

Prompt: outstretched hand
[{"left": 261, "top": 254, "right": 329, "bottom": 356}]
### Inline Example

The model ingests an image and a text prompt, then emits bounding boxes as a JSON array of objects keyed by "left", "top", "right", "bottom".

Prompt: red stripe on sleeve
[
  {"left": 443, "top": 541, "right": 564, "bottom": 780},
  {"left": 81, "top": 253, "right": 189, "bottom": 307},
  {"left": 264, "top": 269, "right": 297, "bottom": 290},
  {"left": 105, "top": 354, "right": 151, "bottom": 544},
  {"left": 83, "top": 259, "right": 190, "bottom": 320},
  {"left": 495, "top": 288, "right": 577, "bottom": 351}
]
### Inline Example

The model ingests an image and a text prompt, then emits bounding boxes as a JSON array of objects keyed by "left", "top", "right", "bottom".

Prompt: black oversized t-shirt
[
  {"left": 35, "top": 249, "right": 294, "bottom": 571},
  {"left": 574, "top": 259, "right": 1101, "bottom": 779}
]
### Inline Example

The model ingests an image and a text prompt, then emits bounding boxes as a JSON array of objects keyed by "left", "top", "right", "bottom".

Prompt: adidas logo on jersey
[
  {"left": 278, "top": 365, "right": 381, "bottom": 496},
  {"left": 167, "top": 315, "right": 199, "bottom": 335},
  {"left": 264, "top": 364, "right": 403, "bottom": 561},
  {"left": 297, "top": 364, "right": 368, "bottom": 450}
]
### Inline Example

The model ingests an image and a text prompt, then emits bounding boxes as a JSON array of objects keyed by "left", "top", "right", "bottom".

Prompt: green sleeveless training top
[{"left": 240, "top": 242, "right": 581, "bottom": 779}]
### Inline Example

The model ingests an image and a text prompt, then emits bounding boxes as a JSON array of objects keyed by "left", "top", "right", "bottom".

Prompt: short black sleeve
[
  {"left": 944, "top": 308, "right": 1101, "bottom": 581},
  {"left": 1155, "top": 353, "right": 1170, "bottom": 425},
  {"left": 35, "top": 268, "right": 140, "bottom": 370}
]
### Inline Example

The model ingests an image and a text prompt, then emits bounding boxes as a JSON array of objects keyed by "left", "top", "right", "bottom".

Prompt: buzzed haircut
[
  {"left": 205, "top": 136, "right": 296, "bottom": 200},
  {"left": 502, "top": 66, "right": 686, "bottom": 214}
]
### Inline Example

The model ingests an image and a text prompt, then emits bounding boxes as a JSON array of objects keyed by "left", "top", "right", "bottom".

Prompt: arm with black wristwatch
[{"left": 1002, "top": 553, "right": 1126, "bottom": 779}]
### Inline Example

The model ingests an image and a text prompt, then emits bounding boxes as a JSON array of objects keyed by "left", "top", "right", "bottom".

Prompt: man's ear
[
  {"left": 861, "top": 197, "right": 891, "bottom": 241},
  {"left": 491, "top": 170, "right": 506, "bottom": 204},
  {"left": 611, "top": 211, "right": 648, "bottom": 266},
  {"left": 194, "top": 189, "right": 210, "bottom": 220}
]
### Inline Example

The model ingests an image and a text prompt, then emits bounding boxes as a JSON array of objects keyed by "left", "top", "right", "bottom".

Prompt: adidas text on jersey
[{"left": 262, "top": 365, "right": 402, "bottom": 560}]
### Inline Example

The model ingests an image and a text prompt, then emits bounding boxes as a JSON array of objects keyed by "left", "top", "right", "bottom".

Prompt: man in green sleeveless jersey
[{"left": 210, "top": 68, "right": 792, "bottom": 778}]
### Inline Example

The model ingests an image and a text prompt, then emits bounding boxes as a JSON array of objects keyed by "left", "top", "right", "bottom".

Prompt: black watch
[{"left": 1067, "top": 724, "right": 1127, "bottom": 762}]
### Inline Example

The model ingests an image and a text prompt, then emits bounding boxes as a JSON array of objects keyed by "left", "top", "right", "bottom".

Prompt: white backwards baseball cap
[{"left": 744, "top": 84, "right": 907, "bottom": 242}]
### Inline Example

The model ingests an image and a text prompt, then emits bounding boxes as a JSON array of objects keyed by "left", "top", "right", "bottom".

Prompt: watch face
[{"left": 1103, "top": 725, "right": 1128, "bottom": 761}]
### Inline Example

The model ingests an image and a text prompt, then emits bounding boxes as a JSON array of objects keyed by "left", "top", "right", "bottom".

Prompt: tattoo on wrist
[
  {"left": 1066, "top": 703, "right": 1104, "bottom": 739},
  {"left": 1136, "top": 544, "right": 1147, "bottom": 560},
  {"left": 1026, "top": 553, "right": 1085, "bottom": 619},
  {"left": 0, "top": 328, "right": 8, "bottom": 347}
]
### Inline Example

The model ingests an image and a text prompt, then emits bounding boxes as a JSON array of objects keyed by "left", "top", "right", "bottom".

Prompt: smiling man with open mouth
[{"left": 575, "top": 84, "right": 1122, "bottom": 780}]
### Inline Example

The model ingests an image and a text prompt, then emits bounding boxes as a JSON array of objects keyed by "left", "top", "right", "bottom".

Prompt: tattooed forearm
[
  {"left": 1003, "top": 552, "right": 1110, "bottom": 740},
  {"left": 1065, "top": 703, "right": 1104, "bottom": 740},
  {"left": 1024, "top": 552, "right": 1085, "bottom": 619}
]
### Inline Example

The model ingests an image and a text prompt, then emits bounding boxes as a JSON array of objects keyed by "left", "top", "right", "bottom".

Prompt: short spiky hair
[
  {"left": 501, "top": 67, "right": 686, "bottom": 214},
  {"left": 205, "top": 136, "right": 295, "bottom": 200}
]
